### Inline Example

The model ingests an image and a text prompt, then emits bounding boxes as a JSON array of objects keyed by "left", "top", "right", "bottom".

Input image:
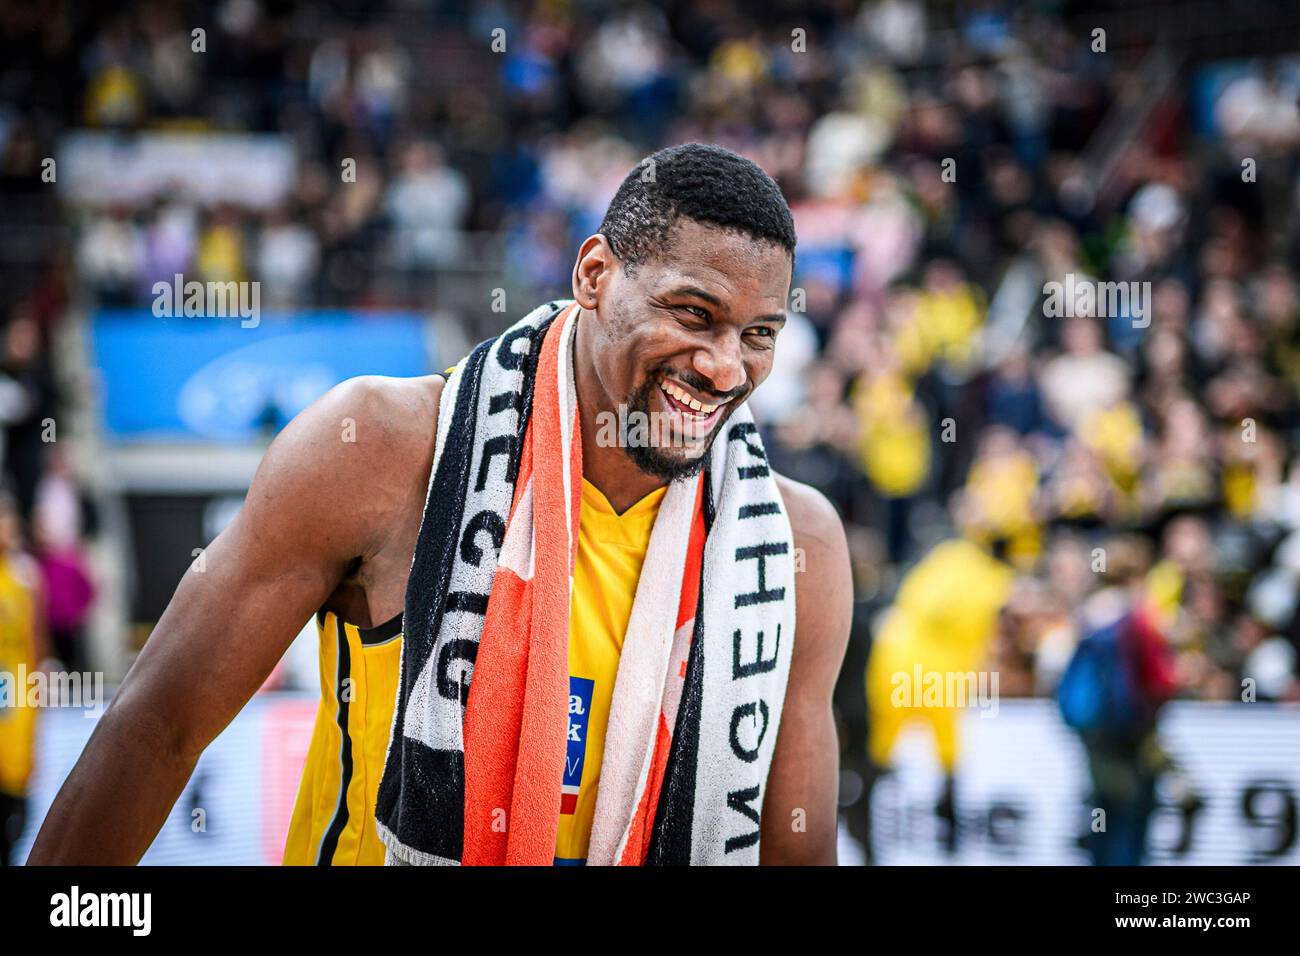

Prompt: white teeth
[{"left": 661, "top": 378, "right": 718, "bottom": 415}]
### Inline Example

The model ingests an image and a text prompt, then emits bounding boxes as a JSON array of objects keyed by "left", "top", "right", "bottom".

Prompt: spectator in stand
[
  {"left": 385, "top": 140, "right": 471, "bottom": 270},
  {"left": 0, "top": 491, "right": 46, "bottom": 865},
  {"left": 32, "top": 450, "right": 95, "bottom": 675},
  {"left": 1058, "top": 537, "right": 1178, "bottom": 866},
  {"left": 0, "top": 314, "right": 56, "bottom": 520},
  {"left": 1040, "top": 316, "right": 1132, "bottom": 433}
]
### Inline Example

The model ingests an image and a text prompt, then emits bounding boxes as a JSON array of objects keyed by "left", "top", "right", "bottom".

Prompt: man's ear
[{"left": 572, "top": 234, "right": 615, "bottom": 310}]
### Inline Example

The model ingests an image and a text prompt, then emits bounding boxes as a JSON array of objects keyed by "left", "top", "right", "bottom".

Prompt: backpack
[{"left": 1057, "top": 615, "right": 1148, "bottom": 741}]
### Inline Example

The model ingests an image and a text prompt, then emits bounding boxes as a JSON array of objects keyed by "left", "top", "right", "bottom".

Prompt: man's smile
[{"left": 656, "top": 374, "right": 730, "bottom": 441}]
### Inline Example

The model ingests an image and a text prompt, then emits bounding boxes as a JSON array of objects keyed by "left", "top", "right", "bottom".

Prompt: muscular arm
[
  {"left": 27, "top": 375, "right": 440, "bottom": 864},
  {"left": 760, "top": 476, "right": 853, "bottom": 865}
]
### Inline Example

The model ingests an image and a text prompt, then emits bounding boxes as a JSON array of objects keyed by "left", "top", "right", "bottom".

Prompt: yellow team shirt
[
  {"left": 284, "top": 477, "right": 663, "bottom": 865},
  {"left": 554, "top": 478, "right": 665, "bottom": 864},
  {"left": 0, "top": 553, "right": 39, "bottom": 798},
  {"left": 853, "top": 371, "right": 931, "bottom": 498},
  {"left": 866, "top": 538, "right": 1014, "bottom": 772},
  {"left": 282, "top": 609, "right": 403, "bottom": 865}
]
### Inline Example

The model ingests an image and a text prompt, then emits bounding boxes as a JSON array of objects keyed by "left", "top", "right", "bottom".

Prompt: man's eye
[
  {"left": 680, "top": 305, "right": 708, "bottom": 319},
  {"left": 747, "top": 327, "right": 776, "bottom": 339}
]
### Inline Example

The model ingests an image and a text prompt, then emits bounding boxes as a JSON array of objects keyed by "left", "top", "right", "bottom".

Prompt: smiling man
[{"left": 29, "top": 143, "right": 852, "bottom": 867}]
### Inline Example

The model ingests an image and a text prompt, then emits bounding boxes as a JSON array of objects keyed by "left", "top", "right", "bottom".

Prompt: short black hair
[{"left": 598, "top": 143, "right": 796, "bottom": 273}]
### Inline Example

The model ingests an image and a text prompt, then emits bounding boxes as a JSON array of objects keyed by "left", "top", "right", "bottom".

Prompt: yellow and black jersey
[
  {"left": 282, "top": 609, "right": 402, "bottom": 865},
  {"left": 283, "top": 477, "right": 664, "bottom": 865}
]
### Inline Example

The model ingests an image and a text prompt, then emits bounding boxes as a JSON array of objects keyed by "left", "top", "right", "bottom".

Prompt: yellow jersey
[
  {"left": 0, "top": 552, "right": 39, "bottom": 798},
  {"left": 284, "top": 477, "right": 663, "bottom": 865},
  {"left": 554, "top": 478, "right": 665, "bottom": 863},
  {"left": 282, "top": 608, "right": 402, "bottom": 865},
  {"left": 866, "top": 538, "right": 1014, "bottom": 772}
]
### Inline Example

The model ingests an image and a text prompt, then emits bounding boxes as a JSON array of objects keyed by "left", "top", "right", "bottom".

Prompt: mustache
[{"left": 657, "top": 368, "right": 749, "bottom": 404}]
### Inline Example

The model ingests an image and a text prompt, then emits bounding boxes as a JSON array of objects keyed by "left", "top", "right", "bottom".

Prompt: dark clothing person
[{"left": 1060, "top": 601, "right": 1177, "bottom": 865}]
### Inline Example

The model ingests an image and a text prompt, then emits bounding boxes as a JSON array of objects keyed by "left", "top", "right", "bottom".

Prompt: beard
[{"left": 618, "top": 372, "right": 743, "bottom": 483}]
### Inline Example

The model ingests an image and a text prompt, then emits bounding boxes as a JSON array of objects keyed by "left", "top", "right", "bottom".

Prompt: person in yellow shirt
[
  {"left": 195, "top": 208, "right": 247, "bottom": 286},
  {"left": 893, "top": 260, "right": 986, "bottom": 378},
  {"left": 0, "top": 493, "right": 45, "bottom": 865},
  {"left": 962, "top": 426, "right": 1042, "bottom": 568},
  {"left": 554, "top": 479, "right": 667, "bottom": 864},
  {"left": 33, "top": 143, "right": 855, "bottom": 868},
  {"left": 1078, "top": 400, "right": 1143, "bottom": 496},
  {"left": 282, "top": 477, "right": 667, "bottom": 866},
  {"left": 854, "top": 366, "right": 931, "bottom": 499},
  {"left": 864, "top": 498, "right": 1016, "bottom": 855},
  {"left": 852, "top": 354, "right": 931, "bottom": 562}
]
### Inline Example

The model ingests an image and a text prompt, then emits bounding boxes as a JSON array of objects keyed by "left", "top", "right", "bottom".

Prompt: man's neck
[{"left": 573, "top": 306, "right": 667, "bottom": 515}]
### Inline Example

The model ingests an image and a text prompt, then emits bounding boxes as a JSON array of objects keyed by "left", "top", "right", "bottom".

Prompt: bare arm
[
  {"left": 760, "top": 476, "right": 853, "bottom": 865},
  {"left": 27, "top": 375, "right": 440, "bottom": 864}
]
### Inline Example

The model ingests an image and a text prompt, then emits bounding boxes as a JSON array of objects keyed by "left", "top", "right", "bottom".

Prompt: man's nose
[{"left": 691, "top": 334, "right": 746, "bottom": 396}]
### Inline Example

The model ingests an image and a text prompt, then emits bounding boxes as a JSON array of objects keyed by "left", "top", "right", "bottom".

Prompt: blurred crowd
[{"left": 2, "top": 0, "right": 1300, "bottom": 714}]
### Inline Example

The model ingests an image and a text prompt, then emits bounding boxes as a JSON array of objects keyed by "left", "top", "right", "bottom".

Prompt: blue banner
[{"left": 90, "top": 310, "right": 433, "bottom": 443}]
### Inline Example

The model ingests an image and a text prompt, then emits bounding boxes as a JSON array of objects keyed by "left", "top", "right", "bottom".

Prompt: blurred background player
[{"left": 863, "top": 491, "right": 1016, "bottom": 857}]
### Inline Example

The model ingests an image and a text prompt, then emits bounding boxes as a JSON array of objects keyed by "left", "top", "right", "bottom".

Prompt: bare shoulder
[
  {"left": 315, "top": 373, "right": 445, "bottom": 453},
  {"left": 241, "top": 374, "right": 446, "bottom": 560},
  {"left": 774, "top": 473, "right": 852, "bottom": 679},
  {"left": 299, "top": 372, "right": 446, "bottom": 517},
  {"left": 274, "top": 373, "right": 445, "bottom": 482},
  {"left": 774, "top": 473, "right": 848, "bottom": 560}
]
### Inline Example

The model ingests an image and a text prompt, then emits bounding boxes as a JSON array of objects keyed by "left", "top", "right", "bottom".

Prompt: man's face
[{"left": 579, "top": 218, "right": 792, "bottom": 481}]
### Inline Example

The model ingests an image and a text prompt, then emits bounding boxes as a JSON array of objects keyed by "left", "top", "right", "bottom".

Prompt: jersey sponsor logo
[{"left": 562, "top": 676, "right": 594, "bottom": 814}]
